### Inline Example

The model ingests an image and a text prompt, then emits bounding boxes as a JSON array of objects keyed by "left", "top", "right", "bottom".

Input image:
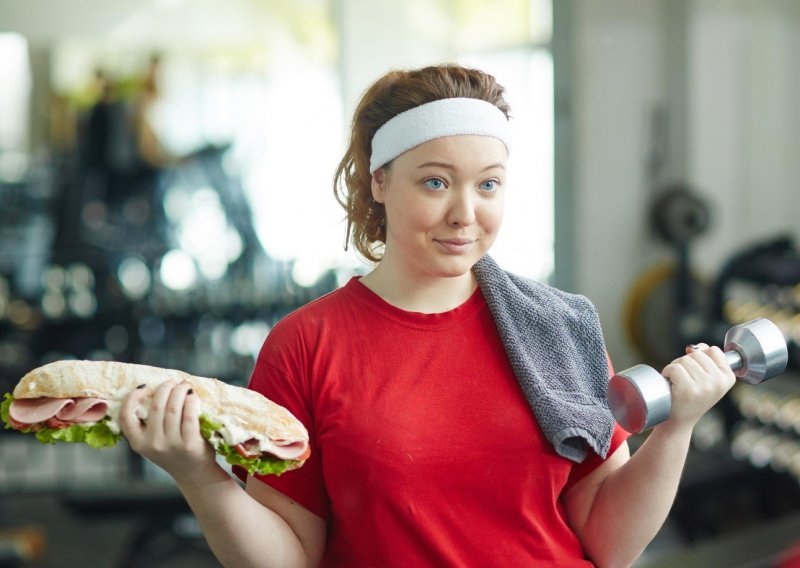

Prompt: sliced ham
[
  {"left": 259, "top": 438, "right": 308, "bottom": 461},
  {"left": 9, "top": 397, "right": 109, "bottom": 426},
  {"left": 55, "top": 399, "right": 108, "bottom": 422},
  {"left": 9, "top": 398, "right": 73, "bottom": 425}
]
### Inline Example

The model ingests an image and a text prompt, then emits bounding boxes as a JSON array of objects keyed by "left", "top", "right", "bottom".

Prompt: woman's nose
[{"left": 446, "top": 188, "right": 476, "bottom": 227}]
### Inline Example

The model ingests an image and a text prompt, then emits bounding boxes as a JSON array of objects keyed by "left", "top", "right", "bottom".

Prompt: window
[{"left": 0, "top": 33, "right": 31, "bottom": 181}]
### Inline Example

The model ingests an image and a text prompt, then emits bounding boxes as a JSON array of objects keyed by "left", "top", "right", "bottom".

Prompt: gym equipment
[
  {"left": 608, "top": 318, "right": 789, "bottom": 433},
  {"left": 650, "top": 184, "right": 712, "bottom": 246},
  {"left": 624, "top": 184, "right": 713, "bottom": 371}
]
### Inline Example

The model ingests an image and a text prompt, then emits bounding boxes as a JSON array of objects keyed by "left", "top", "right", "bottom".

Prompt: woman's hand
[
  {"left": 119, "top": 379, "right": 219, "bottom": 485},
  {"left": 660, "top": 343, "right": 737, "bottom": 432}
]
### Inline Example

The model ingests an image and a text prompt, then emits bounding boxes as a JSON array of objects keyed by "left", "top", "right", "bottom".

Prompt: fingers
[
  {"left": 122, "top": 380, "right": 202, "bottom": 448},
  {"left": 139, "top": 380, "right": 169, "bottom": 450},
  {"left": 118, "top": 380, "right": 216, "bottom": 480},
  {"left": 181, "top": 388, "right": 206, "bottom": 449},
  {"left": 660, "top": 342, "right": 737, "bottom": 429},
  {"left": 667, "top": 344, "right": 729, "bottom": 378},
  {"left": 145, "top": 379, "right": 197, "bottom": 446},
  {"left": 675, "top": 352, "right": 708, "bottom": 378},
  {"left": 685, "top": 343, "right": 720, "bottom": 374},
  {"left": 162, "top": 381, "right": 193, "bottom": 441},
  {"left": 682, "top": 344, "right": 736, "bottom": 386},
  {"left": 702, "top": 346, "right": 737, "bottom": 380},
  {"left": 119, "top": 384, "right": 148, "bottom": 439}
]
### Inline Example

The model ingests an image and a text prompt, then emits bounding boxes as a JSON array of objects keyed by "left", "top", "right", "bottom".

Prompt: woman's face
[{"left": 371, "top": 135, "right": 507, "bottom": 281}]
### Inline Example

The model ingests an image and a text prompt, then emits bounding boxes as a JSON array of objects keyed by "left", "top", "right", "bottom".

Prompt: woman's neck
[{"left": 359, "top": 259, "right": 478, "bottom": 314}]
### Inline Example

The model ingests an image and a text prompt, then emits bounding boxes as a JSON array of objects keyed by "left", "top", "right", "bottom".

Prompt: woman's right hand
[
  {"left": 119, "top": 379, "right": 221, "bottom": 485},
  {"left": 660, "top": 343, "right": 736, "bottom": 433}
]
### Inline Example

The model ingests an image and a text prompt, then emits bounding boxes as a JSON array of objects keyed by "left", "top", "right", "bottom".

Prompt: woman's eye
[
  {"left": 480, "top": 180, "right": 498, "bottom": 192},
  {"left": 425, "top": 178, "right": 444, "bottom": 190}
]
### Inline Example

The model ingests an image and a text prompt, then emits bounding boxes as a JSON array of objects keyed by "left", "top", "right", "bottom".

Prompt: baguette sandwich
[{"left": 1, "top": 360, "right": 309, "bottom": 476}]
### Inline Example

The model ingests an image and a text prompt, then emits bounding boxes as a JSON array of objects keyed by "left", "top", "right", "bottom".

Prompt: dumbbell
[{"left": 608, "top": 318, "right": 788, "bottom": 433}]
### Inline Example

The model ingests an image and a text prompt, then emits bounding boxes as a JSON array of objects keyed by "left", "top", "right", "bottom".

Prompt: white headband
[{"left": 369, "top": 97, "right": 511, "bottom": 174}]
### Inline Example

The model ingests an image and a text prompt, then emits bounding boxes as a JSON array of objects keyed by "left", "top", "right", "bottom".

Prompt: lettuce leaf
[
  {"left": 35, "top": 420, "right": 121, "bottom": 448},
  {"left": 199, "top": 414, "right": 223, "bottom": 440},
  {"left": 199, "top": 414, "right": 294, "bottom": 476},
  {"left": 2, "top": 392, "right": 121, "bottom": 448},
  {"left": 1, "top": 393, "right": 13, "bottom": 430}
]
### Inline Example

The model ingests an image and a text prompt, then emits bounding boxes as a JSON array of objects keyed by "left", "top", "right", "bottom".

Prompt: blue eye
[
  {"left": 425, "top": 178, "right": 445, "bottom": 190},
  {"left": 480, "top": 180, "right": 498, "bottom": 192}
]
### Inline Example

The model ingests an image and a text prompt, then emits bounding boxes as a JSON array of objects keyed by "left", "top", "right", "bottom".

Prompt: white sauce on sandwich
[{"left": 94, "top": 398, "right": 305, "bottom": 460}]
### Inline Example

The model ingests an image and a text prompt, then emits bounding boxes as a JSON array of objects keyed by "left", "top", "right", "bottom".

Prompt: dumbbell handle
[
  {"left": 725, "top": 349, "right": 744, "bottom": 372},
  {"left": 608, "top": 318, "right": 788, "bottom": 433}
]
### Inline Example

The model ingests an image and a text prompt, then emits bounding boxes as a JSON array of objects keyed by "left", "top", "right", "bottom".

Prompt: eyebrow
[{"left": 416, "top": 161, "right": 506, "bottom": 172}]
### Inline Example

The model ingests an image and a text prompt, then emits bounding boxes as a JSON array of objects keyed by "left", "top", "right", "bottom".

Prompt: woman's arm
[
  {"left": 119, "top": 380, "right": 326, "bottom": 568},
  {"left": 564, "top": 344, "right": 736, "bottom": 568}
]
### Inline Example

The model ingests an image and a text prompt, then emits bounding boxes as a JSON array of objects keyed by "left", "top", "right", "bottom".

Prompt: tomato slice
[
  {"left": 233, "top": 443, "right": 254, "bottom": 459},
  {"left": 44, "top": 417, "right": 72, "bottom": 429},
  {"left": 8, "top": 416, "right": 33, "bottom": 430}
]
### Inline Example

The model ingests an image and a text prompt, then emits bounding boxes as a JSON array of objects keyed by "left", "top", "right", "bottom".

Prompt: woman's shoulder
[
  {"left": 257, "top": 280, "right": 364, "bottom": 369},
  {"left": 265, "top": 280, "right": 360, "bottom": 344}
]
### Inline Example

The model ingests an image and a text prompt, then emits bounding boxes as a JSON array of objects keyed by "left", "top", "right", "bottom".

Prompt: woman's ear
[{"left": 371, "top": 168, "right": 386, "bottom": 204}]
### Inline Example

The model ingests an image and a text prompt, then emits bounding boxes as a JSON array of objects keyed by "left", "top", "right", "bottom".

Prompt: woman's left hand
[{"left": 659, "top": 343, "right": 737, "bottom": 431}]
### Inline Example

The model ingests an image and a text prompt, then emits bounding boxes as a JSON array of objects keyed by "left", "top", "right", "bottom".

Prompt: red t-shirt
[{"left": 241, "top": 278, "right": 628, "bottom": 566}]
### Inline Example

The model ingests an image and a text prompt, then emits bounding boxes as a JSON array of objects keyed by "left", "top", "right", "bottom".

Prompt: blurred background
[{"left": 0, "top": 0, "right": 799, "bottom": 566}]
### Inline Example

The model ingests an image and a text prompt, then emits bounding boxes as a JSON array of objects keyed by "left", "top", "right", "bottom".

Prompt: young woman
[{"left": 119, "top": 64, "right": 736, "bottom": 567}]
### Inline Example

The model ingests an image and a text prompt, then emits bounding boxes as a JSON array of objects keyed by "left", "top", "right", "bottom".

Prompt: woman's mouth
[{"left": 434, "top": 238, "right": 475, "bottom": 254}]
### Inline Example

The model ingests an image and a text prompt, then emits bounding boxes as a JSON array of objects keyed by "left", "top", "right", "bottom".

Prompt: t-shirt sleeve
[
  {"left": 564, "top": 423, "right": 630, "bottom": 490},
  {"left": 232, "top": 326, "right": 329, "bottom": 520}
]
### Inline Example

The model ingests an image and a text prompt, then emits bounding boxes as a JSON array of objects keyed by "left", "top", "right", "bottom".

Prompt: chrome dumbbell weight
[{"left": 608, "top": 318, "right": 789, "bottom": 433}]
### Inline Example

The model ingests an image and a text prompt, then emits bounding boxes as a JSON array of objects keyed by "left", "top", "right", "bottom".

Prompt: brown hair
[{"left": 333, "top": 64, "right": 511, "bottom": 263}]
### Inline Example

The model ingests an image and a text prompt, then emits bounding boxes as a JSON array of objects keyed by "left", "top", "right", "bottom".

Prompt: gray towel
[{"left": 472, "top": 255, "right": 616, "bottom": 463}]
